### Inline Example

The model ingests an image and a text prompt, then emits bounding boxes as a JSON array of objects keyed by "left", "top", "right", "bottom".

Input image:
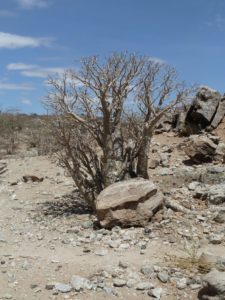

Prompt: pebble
[
  {"left": 148, "top": 287, "right": 163, "bottom": 299},
  {"left": 113, "top": 279, "right": 126, "bottom": 287},
  {"left": 157, "top": 271, "right": 169, "bottom": 283},
  {"left": 54, "top": 283, "right": 72, "bottom": 293},
  {"left": 136, "top": 282, "right": 154, "bottom": 290}
]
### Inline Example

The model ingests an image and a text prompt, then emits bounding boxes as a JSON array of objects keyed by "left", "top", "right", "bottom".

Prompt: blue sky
[{"left": 0, "top": 0, "right": 224, "bottom": 114}]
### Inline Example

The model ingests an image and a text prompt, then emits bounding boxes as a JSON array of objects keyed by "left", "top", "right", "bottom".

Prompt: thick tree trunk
[
  {"left": 103, "top": 127, "right": 125, "bottom": 187},
  {"left": 136, "top": 135, "right": 151, "bottom": 179}
]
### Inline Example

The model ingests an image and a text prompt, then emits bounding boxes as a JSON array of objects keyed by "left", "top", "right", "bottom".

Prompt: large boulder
[
  {"left": 186, "top": 86, "right": 221, "bottom": 131},
  {"left": 95, "top": 178, "right": 164, "bottom": 228},
  {"left": 198, "top": 269, "right": 225, "bottom": 299},
  {"left": 210, "top": 95, "right": 225, "bottom": 130},
  {"left": 184, "top": 135, "right": 218, "bottom": 163}
]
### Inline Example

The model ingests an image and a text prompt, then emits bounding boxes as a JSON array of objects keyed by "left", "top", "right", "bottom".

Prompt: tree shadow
[{"left": 36, "top": 190, "right": 93, "bottom": 217}]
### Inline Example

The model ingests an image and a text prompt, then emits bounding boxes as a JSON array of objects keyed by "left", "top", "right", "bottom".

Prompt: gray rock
[
  {"left": 70, "top": 275, "right": 92, "bottom": 291},
  {"left": 136, "top": 282, "right": 154, "bottom": 290},
  {"left": 209, "top": 233, "right": 224, "bottom": 245},
  {"left": 176, "top": 277, "right": 187, "bottom": 289},
  {"left": 210, "top": 96, "right": 225, "bottom": 129},
  {"left": 94, "top": 249, "right": 108, "bottom": 256},
  {"left": 113, "top": 279, "right": 126, "bottom": 287},
  {"left": 141, "top": 265, "right": 154, "bottom": 276},
  {"left": 199, "top": 269, "right": 225, "bottom": 299},
  {"left": 214, "top": 211, "right": 225, "bottom": 224},
  {"left": 157, "top": 271, "right": 169, "bottom": 283},
  {"left": 54, "top": 283, "right": 72, "bottom": 293},
  {"left": 149, "top": 159, "right": 160, "bottom": 169},
  {"left": 148, "top": 287, "right": 163, "bottom": 299},
  {"left": 186, "top": 86, "right": 221, "bottom": 131},
  {"left": 96, "top": 178, "right": 164, "bottom": 228},
  {"left": 184, "top": 135, "right": 217, "bottom": 164},
  {"left": 126, "top": 279, "right": 137, "bottom": 288}
]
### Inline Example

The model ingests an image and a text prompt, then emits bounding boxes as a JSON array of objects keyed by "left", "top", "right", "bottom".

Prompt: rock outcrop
[
  {"left": 184, "top": 135, "right": 218, "bottom": 163},
  {"left": 96, "top": 178, "right": 164, "bottom": 228},
  {"left": 186, "top": 86, "right": 221, "bottom": 129}
]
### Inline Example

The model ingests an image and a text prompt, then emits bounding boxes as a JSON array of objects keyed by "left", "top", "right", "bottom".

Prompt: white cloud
[
  {"left": 0, "top": 82, "right": 34, "bottom": 90},
  {"left": 15, "top": 0, "right": 49, "bottom": 9},
  {"left": 21, "top": 98, "right": 32, "bottom": 105},
  {"left": 7, "top": 63, "right": 38, "bottom": 70},
  {"left": 0, "top": 32, "right": 52, "bottom": 49},
  {"left": 149, "top": 57, "right": 165, "bottom": 65},
  {"left": 205, "top": 14, "right": 225, "bottom": 31},
  {"left": 0, "top": 10, "right": 17, "bottom": 17},
  {"left": 21, "top": 67, "right": 65, "bottom": 78},
  {"left": 7, "top": 63, "right": 66, "bottom": 78}
]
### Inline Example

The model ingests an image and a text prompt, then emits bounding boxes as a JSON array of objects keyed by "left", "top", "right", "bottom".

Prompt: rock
[
  {"left": 94, "top": 249, "right": 108, "bottom": 256},
  {"left": 70, "top": 275, "right": 92, "bottom": 291},
  {"left": 210, "top": 95, "right": 225, "bottom": 129},
  {"left": 199, "top": 252, "right": 225, "bottom": 271},
  {"left": 155, "top": 113, "right": 173, "bottom": 134},
  {"left": 199, "top": 269, "right": 225, "bottom": 299},
  {"left": 215, "top": 143, "right": 225, "bottom": 163},
  {"left": 176, "top": 277, "right": 187, "bottom": 289},
  {"left": 186, "top": 86, "right": 221, "bottom": 131},
  {"left": 209, "top": 233, "right": 224, "bottom": 245},
  {"left": 149, "top": 159, "right": 160, "bottom": 169},
  {"left": 148, "top": 287, "right": 163, "bottom": 299},
  {"left": 45, "top": 283, "right": 55, "bottom": 290},
  {"left": 184, "top": 135, "right": 217, "bottom": 163},
  {"left": 207, "top": 184, "right": 225, "bottom": 205},
  {"left": 113, "top": 279, "right": 126, "bottom": 287},
  {"left": 141, "top": 265, "right": 155, "bottom": 276},
  {"left": 118, "top": 261, "right": 129, "bottom": 269},
  {"left": 136, "top": 282, "right": 154, "bottom": 290},
  {"left": 157, "top": 271, "right": 169, "bottom": 283},
  {"left": 214, "top": 211, "right": 225, "bottom": 223},
  {"left": 126, "top": 279, "right": 137, "bottom": 288},
  {"left": 82, "top": 220, "right": 93, "bottom": 229},
  {"left": 96, "top": 178, "right": 164, "bottom": 228},
  {"left": 54, "top": 283, "right": 72, "bottom": 293}
]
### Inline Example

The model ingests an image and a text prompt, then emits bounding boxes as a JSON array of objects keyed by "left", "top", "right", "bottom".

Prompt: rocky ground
[{"left": 0, "top": 132, "right": 225, "bottom": 300}]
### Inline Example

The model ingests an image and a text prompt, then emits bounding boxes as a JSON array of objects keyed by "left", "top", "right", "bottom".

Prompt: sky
[{"left": 0, "top": 0, "right": 224, "bottom": 114}]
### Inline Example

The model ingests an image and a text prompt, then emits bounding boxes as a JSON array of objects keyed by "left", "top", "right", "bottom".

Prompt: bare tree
[{"left": 45, "top": 53, "right": 193, "bottom": 208}]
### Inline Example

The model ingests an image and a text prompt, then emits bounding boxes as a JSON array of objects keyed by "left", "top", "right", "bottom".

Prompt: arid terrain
[{"left": 1, "top": 124, "right": 225, "bottom": 300}]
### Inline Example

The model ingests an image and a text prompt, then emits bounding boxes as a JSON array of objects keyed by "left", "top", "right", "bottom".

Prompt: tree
[{"left": 45, "top": 53, "right": 193, "bottom": 208}]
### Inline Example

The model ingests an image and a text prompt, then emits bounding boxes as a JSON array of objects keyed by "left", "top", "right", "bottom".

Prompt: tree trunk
[
  {"left": 103, "top": 127, "right": 125, "bottom": 186},
  {"left": 136, "top": 135, "right": 151, "bottom": 179}
]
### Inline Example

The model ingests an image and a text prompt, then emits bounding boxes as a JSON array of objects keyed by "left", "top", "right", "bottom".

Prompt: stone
[
  {"left": 215, "top": 143, "right": 225, "bottom": 163},
  {"left": 176, "top": 277, "right": 187, "bottom": 289},
  {"left": 96, "top": 178, "right": 164, "bottom": 228},
  {"left": 113, "top": 279, "right": 126, "bottom": 287},
  {"left": 207, "top": 184, "right": 225, "bottom": 205},
  {"left": 136, "top": 282, "right": 154, "bottom": 290},
  {"left": 141, "top": 265, "right": 155, "bottom": 276},
  {"left": 214, "top": 211, "right": 225, "bottom": 223},
  {"left": 186, "top": 86, "right": 221, "bottom": 131},
  {"left": 149, "top": 159, "right": 160, "bottom": 169},
  {"left": 199, "top": 269, "right": 225, "bottom": 299},
  {"left": 157, "top": 271, "right": 169, "bottom": 283},
  {"left": 199, "top": 251, "right": 225, "bottom": 271},
  {"left": 184, "top": 135, "right": 217, "bottom": 163},
  {"left": 209, "top": 233, "right": 224, "bottom": 245},
  {"left": 94, "top": 249, "right": 108, "bottom": 256},
  {"left": 126, "top": 279, "right": 137, "bottom": 288},
  {"left": 70, "top": 275, "right": 92, "bottom": 291},
  {"left": 148, "top": 287, "right": 163, "bottom": 299},
  {"left": 210, "top": 95, "right": 225, "bottom": 129},
  {"left": 54, "top": 283, "right": 72, "bottom": 293}
]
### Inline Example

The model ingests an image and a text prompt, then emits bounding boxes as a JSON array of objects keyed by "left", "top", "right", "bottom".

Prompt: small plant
[{"left": 166, "top": 237, "right": 210, "bottom": 273}]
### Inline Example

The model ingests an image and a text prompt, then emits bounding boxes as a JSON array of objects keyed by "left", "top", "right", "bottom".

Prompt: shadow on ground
[{"left": 36, "top": 190, "right": 93, "bottom": 217}]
